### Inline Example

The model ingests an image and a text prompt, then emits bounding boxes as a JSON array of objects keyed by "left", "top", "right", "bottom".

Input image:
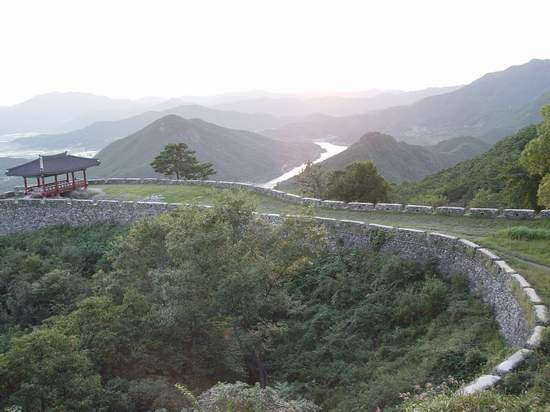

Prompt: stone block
[
  {"left": 436, "top": 206, "right": 466, "bottom": 215},
  {"left": 368, "top": 223, "right": 395, "bottom": 232},
  {"left": 404, "top": 204, "right": 434, "bottom": 214},
  {"left": 106, "top": 178, "right": 126, "bottom": 184},
  {"left": 321, "top": 200, "right": 347, "bottom": 209},
  {"left": 493, "top": 349, "right": 532, "bottom": 375},
  {"left": 469, "top": 207, "right": 500, "bottom": 217},
  {"left": 540, "top": 210, "right": 550, "bottom": 218},
  {"left": 511, "top": 273, "right": 531, "bottom": 289},
  {"left": 456, "top": 239, "right": 480, "bottom": 258},
  {"left": 534, "top": 305, "right": 549, "bottom": 325},
  {"left": 524, "top": 288, "right": 543, "bottom": 305},
  {"left": 525, "top": 326, "right": 546, "bottom": 349},
  {"left": 502, "top": 209, "right": 535, "bottom": 219},
  {"left": 494, "top": 260, "right": 516, "bottom": 275},
  {"left": 375, "top": 203, "right": 402, "bottom": 212},
  {"left": 460, "top": 375, "right": 501, "bottom": 395},
  {"left": 397, "top": 227, "right": 427, "bottom": 243},
  {"left": 428, "top": 232, "right": 458, "bottom": 251},
  {"left": 347, "top": 202, "right": 374, "bottom": 211},
  {"left": 302, "top": 197, "right": 323, "bottom": 207}
]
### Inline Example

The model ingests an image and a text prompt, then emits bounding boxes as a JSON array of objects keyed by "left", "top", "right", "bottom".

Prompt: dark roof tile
[{"left": 6, "top": 152, "right": 100, "bottom": 177}]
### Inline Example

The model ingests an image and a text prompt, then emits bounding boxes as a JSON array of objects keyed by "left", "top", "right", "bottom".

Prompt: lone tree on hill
[
  {"left": 325, "top": 161, "right": 389, "bottom": 203},
  {"left": 151, "top": 143, "right": 215, "bottom": 180}
]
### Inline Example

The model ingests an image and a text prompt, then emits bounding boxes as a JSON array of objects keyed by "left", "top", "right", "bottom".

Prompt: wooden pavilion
[{"left": 5, "top": 152, "right": 100, "bottom": 197}]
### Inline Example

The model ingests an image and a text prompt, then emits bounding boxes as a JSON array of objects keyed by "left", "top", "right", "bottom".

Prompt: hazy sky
[{"left": 1, "top": 0, "right": 549, "bottom": 105}]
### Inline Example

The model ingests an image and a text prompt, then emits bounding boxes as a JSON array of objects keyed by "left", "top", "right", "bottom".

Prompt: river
[{"left": 260, "top": 141, "right": 348, "bottom": 188}]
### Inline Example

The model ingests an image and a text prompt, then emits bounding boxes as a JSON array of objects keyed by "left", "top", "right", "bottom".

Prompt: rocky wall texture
[{"left": 0, "top": 197, "right": 547, "bottom": 395}]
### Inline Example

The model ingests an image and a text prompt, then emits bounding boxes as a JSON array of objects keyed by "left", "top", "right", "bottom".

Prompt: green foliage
[
  {"left": 467, "top": 188, "right": 504, "bottom": 208},
  {"left": 395, "top": 125, "right": 539, "bottom": 206},
  {"left": 537, "top": 173, "right": 550, "bottom": 208},
  {"left": 295, "top": 161, "right": 326, "bottom": 198},
  {"left": 325, "top": 161, "right": 390, "bottom": 203},
  {"left": 0, "top": 224, "right": 124, "bottom": 333},
  {"left": 0, "top": 328, "right": 103, "bottom": 411},
  {"left": 407, "top": 327, "right": 550, "bottom": 411},
  {"left": 269, "top": 250, "right": 506, "bottom": 411},
  {"left": 193, "top": 382, "right": 319, "bottom": 412},
  {"left": 407, "top": 193, "right": 449, "bottom": 207},
  {"left": 496, "top": 226, "right": 550, "bottom": 241},
  {"left": 519, "top": 104, "right": 550, "bottom": 177},
  {"left": 151, "top": 142, "right": 215, "bottom": 180},
  {"left": 0, "top": 198, "right": 517, "bottom": 411}
]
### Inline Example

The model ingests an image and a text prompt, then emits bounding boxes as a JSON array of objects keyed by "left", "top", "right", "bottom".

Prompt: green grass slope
[{"left": 90, "top": 114, "right": 321, "bottom": 183}]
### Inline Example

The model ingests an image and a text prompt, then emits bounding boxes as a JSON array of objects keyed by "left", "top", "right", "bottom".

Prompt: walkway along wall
[{"left": 0, "top": 197, "right": 548, "bottom": 395}]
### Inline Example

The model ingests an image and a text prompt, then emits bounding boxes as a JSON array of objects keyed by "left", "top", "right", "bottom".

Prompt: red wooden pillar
[
  {"left": 24, "top": 177, "right": 28, "bottom": 194},
  {"left": 54, "top": 175, "right": 59, "bottom": 194},
  {"left": 66, "top": 173, "right": 69, "bottom": 183},
  {"left": 71, "top": 172, "right": 75, "bottom": 190},
  {"left": 83, "top": 169, "right": 87, "bottom": 188}
]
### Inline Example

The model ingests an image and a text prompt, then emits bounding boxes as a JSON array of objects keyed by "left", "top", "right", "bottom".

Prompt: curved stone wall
[{"left": 0, "top": 197, "right": 547, "bottom": 395}]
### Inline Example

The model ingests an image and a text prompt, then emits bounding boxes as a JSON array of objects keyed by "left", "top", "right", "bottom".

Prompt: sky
[{"left": 1, "top": 0, "right": 549, "bottom": 105}]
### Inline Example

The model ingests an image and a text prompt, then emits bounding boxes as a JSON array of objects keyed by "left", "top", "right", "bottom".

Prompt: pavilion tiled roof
[{"left": 5, "top": 152, "right": 100, "bottom": 177}]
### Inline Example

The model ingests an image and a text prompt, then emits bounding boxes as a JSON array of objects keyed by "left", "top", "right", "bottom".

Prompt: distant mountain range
[
  {"left": 0, "top": 92, "right": 165, "bottom": 136},
  {"left": 0, "top": 157, "right": 27, "bottom": 192},
  {"left": 91, "top": 115, "right": 322, "bottom": 183},
  {"left": 277, "top": 132, "right": 489, "bottom": 192},
  {"left": 266, "top": 59, "right": 550, "bottom": 145},
  {"left": 9, "top": 105, "right": 287, "bottom": 152},
  {"left": 213, "top": 86, "right": 460, "bottom": 117}
]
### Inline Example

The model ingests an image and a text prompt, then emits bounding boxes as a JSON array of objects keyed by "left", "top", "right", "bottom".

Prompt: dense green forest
[
  {"left": 393, "top": 125, "right": 540, "bottom": 207},
  {"left": 1, "top": 194, "right": 528, "bottom": 411}
]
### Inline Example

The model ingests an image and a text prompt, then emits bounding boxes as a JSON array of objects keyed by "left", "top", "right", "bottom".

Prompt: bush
[
  {"left": 193, "top": 382, "right": 319, "bottom": 412},
  {"left": 467, "top": 189, "right": 504, "bottom": 208},
  {"left": 496, "top": 226, "right": 550, "bottom": 241}
]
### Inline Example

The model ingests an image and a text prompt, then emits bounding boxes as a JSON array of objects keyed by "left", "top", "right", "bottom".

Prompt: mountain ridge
[{"left": 91, "top": 114, "right": 321, "bottom": 183}]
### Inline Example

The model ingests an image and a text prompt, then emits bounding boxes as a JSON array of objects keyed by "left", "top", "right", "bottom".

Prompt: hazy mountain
[
  {"left": 10, "top": 105, "right": 288, "bottom": 152},
  {"left": 91, "top": 115, "right": 322, "bottom": 183},
  {"left": 266, "top": 59, "right": 550, "bottom": 145},
  {"left": 277, "top": 132, "right": 489, "bottom": 191},
  {"left": 214, "top": 86, "right": 460, "bottom": 117},
  {"left": 0, "top": 157, "right": 27, "bottom": 193},
  {"left": 0, "top": 92, "right": 163, "bottom": 135}
]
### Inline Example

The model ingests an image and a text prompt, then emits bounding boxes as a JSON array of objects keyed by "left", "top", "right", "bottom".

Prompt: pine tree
[{"left": 150, "top": 143, "right": 215, "bottom": 180}]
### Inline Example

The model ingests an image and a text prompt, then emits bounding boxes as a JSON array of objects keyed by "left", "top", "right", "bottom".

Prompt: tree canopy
[
  {"left": 151, "top": 143, "right": 215, "bottom": 180},
  {"left": 325, "top": 161, "right": 389, "bottom": 203}
]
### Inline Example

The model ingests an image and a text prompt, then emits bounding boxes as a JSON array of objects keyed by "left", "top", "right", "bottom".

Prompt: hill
[
  {"left": 394, "top": 125, "right": 539, "bottom": 205},
  {"left": 91, "top": 115, "right": 321, "bottom": 182},
  {"left": 9, "top": 105, "right": 288, "bottom": 153},
  {"left": 213, "top": 86, "right": 460, "bottom": 117},
  {"left": 277, "top": 132, "right": 489, "bottom": 192},
  {"left": 266, "top": 59, "right": 550, "bottom": 145}
]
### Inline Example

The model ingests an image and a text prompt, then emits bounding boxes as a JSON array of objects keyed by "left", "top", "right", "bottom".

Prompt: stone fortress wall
[
  {"left": 3, "top": 177, "right": 550, "bottom": 219},
  {"left": 84, "top": 178, "right": 549, "bottom": 219},
  {"left": 0, "top": 195, "right": 548, "bottom": 395}
]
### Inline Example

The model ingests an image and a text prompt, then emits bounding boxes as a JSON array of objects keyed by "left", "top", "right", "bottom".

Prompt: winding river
[{"left": 261, "top": 141, "right": 348, "bottom": 188}]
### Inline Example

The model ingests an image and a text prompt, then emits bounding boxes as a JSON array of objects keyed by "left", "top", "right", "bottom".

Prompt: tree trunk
[{"left": 253, "top": 351, "right": 268, "bottom": 388}]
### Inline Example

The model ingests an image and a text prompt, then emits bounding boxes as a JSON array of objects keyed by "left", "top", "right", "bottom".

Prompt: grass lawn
[{"left": 92, "top": 184, "right": 550, "bottom": 304}]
